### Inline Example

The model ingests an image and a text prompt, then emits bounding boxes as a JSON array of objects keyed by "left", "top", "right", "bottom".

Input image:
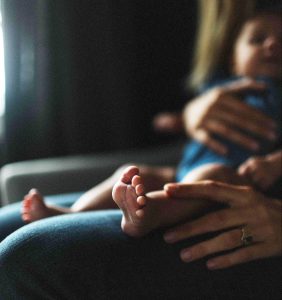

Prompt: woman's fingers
[
  {"left": 237, "top": 159, "right": 272, "bottom": 189},
  {"left": 204, "top": 118, "right": 260, "bottom": 151},
  {"left": 210, "top": 103, "right": 276, "bottom": 141},
  {"left": 206, "top": 244, "right": 268, "bottom": 269},
  {"left": 222, "top": 97, "right": 276, "bottom": 128},
  {"left": 185, "top": 78, "right": 277, "bottom": 145},
  {"left": 172, "top": 205, "right": 279, "bottom": 269},
  {"left": 193, "top": 129, "right": 228, "bottom": 155},
  {"left": 164, "top": 208, "right": 248, "bottom": 243},
  {"left": 163, "top": 178, "right": 281, "bottom": 269},
  {"left": 164, "top": 181, "right": 255, "bottom": 206},
  {"left": 190, "top": 78, "right": 277, "bottom": 151},
  {"left": 180, "top": 228, "right": 244, "bottom": 262}
]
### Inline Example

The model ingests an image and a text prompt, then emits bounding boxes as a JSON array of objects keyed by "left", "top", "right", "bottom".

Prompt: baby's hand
[
  {"left": 238, "top": 155, "right": 281, "bottom": 191},
  {"left": 153, "top": 112, "right": 183, "bottom": 134}
]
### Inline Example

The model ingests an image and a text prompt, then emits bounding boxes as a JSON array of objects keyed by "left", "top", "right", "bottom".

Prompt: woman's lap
[
  {"left": 0, "top": 209, "right": 281, "bottom": 299},
  {"left": 0, "top": 192, "right": 83, "bottom": 241}
]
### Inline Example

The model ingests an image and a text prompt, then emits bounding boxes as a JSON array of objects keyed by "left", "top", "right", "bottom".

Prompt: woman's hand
[
  {"left": 238, "top": 151, "right": 282, "bottom": 191},
  {"left": 183, "top": 78, "right": 277, "bottom": 155},
  {"left": 163, "top": 181, "right": 282, "bottom": 269}
]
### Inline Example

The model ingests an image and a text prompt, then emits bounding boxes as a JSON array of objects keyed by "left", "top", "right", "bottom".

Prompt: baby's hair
[{"left": 188, "top": 0, "right": 281, "bottom": 92}]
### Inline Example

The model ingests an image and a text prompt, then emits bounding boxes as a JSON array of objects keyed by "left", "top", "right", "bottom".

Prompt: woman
[
  {"left": 0, "top": 181, "right": 281, "bottom": 298},
  {"left": 0, "top": 0, "right": 278, "bottom": 241},
  {"left": 0, "top": 0, "right": 281, "bottom": 298}
]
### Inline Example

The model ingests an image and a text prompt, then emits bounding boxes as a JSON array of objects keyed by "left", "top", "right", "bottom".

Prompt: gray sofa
[{"left": 0, "top": 141, "right": 184, "bottom": 206}]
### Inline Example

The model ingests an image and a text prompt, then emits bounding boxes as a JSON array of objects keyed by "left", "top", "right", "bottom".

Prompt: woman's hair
[{"left": 188, "top": 0, "right": 257, "bottom": 91}]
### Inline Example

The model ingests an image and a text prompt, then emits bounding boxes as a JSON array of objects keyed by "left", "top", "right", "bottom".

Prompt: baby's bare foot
[
  {"left": 112, "top": 166, "right": 163, "bottom": 237},
  {"left": 21, "top": 189, "right": 56, "bottom": 222},
  {"left": 112, "top": 166, "right": 144, "bottom": 236}
]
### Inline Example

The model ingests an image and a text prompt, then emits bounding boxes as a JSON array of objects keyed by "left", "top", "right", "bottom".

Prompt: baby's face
[{"left": 232, "top": 13, "right": 281, "bottom": 80}]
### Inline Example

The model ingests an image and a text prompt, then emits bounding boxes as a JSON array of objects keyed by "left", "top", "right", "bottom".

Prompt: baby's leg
[
  {"left": 70, "top": 164, "right": 175, "bottom": 212},
  {"left": 21, "top": 164, "right": 175, "bottom": 223}
]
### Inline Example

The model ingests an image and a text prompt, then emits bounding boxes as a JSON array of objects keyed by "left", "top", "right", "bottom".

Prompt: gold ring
[{"left": 241, "top": 227, "right": 253, "bottom": 246}]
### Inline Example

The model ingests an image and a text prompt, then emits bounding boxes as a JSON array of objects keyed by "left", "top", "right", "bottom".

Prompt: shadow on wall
[{"left": 2, "top": 0, "right": 197, "bottom": 164}]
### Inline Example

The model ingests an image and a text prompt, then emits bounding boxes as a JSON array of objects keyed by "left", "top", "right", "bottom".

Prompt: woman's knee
[
  {"left": 0, "top": 201, "right": 25, "bottom": 242},
  {"left": 0, "top": 211, "right": 123, "bottom": 298}
]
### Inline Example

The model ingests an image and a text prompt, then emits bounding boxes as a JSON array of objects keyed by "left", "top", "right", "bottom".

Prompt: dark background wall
[{"left": 1, "top": 0, "right": 197, "bottom": 165}]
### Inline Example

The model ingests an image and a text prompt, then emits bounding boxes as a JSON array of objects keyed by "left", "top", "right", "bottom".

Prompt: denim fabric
[
  {"left": 0, "top": 75, "right": 281, "bottom": 298},
  {"left": 0, "top": 192, "right": 83, "bottom": 242},
  {"left": 0, "top": 209, "right": 281, "bottom": 299}
]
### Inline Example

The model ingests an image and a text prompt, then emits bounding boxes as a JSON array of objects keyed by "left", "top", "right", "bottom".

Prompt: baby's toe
[
  {"left": 135, "top": 184, "right": 145, "bottom": 196},
  {"left": 137, "top": 195, "right": 146, "bottom": 206},
  {"left": 22, "top": 214, "right": 31, "bottom": 222},
  {"left": 22, "top": 197, "right": 32, "bottom": 207},
  {"left": 132, "top": 175, "right": 142, "bottom": 187},
  {"left": 121, "top": 166, "right": 139, "bottom": 184}
]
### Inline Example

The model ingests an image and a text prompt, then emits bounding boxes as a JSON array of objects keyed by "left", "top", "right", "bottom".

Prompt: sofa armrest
[{"left": 0, "top": 142, "right": 184, "bottom": 205}]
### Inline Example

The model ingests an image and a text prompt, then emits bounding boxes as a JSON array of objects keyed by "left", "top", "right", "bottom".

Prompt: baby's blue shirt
[{"left": 176, "top": 76, "right": 281, "bottom": 181}]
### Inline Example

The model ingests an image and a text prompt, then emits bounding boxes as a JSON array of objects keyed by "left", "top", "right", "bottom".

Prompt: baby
[
  {"left": 112, "top": 10, "right": 282, "bottom": 236},
  {"left": 22, "top": 10, "right": 281, "bottom": 238}
]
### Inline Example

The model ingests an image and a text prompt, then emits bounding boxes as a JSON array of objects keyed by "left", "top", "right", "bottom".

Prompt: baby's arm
[{"left": 238, "top": 150, "right": 282, "bottom": 191}]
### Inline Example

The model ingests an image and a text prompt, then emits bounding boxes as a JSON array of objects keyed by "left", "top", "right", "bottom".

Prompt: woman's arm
[
  {"left": 183, "top": 78, "right": 277, "bottom": 154},
  {"left": 163, "top": 181, "right": 282, "bottom": 269}
]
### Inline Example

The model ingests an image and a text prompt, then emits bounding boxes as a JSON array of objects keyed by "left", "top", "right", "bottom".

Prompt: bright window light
[{"left": 0, "top": 12, "right": 5, "bottom": 117}]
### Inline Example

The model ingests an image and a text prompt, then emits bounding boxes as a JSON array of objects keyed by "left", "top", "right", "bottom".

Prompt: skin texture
[
  {"left": 163, "top": 181, "right": 282, "bottom": 269},
  {"left": 182, "top": 79, "right": 277, "bottom": 155},
  {"left": 238, "top": 150, "right": 282, "bottom": 191},
  {"left": 136, "top": 14, "right": 282, "bottom": 269},
  {"left": 112, "top": 166, "right": 213, "bottom": 238},
  {"left": 153, "top": 112, "right": 184, "bottom": 134},
  {"left": 20, "top": 15, "right": 282, "bottom": 272},
  {"left": 183, "top": 13, "right": 281, "bottom": 155},
  {"left": 232, "top": 14, "right": 282, "bottom": 80}
]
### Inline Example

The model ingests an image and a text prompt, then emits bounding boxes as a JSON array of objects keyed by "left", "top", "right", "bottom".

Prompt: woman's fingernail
[
  {"left": 163, "top": 232, "right": 176, "bottom": 243},
  {"left": 164, "top": 183, "right": 178, "bottom": 190},
  {"left": 207, "top": 260, "right": 217, "bottom": 270},
  {"left": 181, "top": 250, "right": 192, "bottom": 262}
]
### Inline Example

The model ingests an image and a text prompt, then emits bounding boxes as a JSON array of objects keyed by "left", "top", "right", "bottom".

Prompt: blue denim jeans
[
  {"left": 0, "top": 194, "right": 281, "bottom": 299},
  {"left": 0, "top": 192, "right": 83, "bottom": 242}
]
